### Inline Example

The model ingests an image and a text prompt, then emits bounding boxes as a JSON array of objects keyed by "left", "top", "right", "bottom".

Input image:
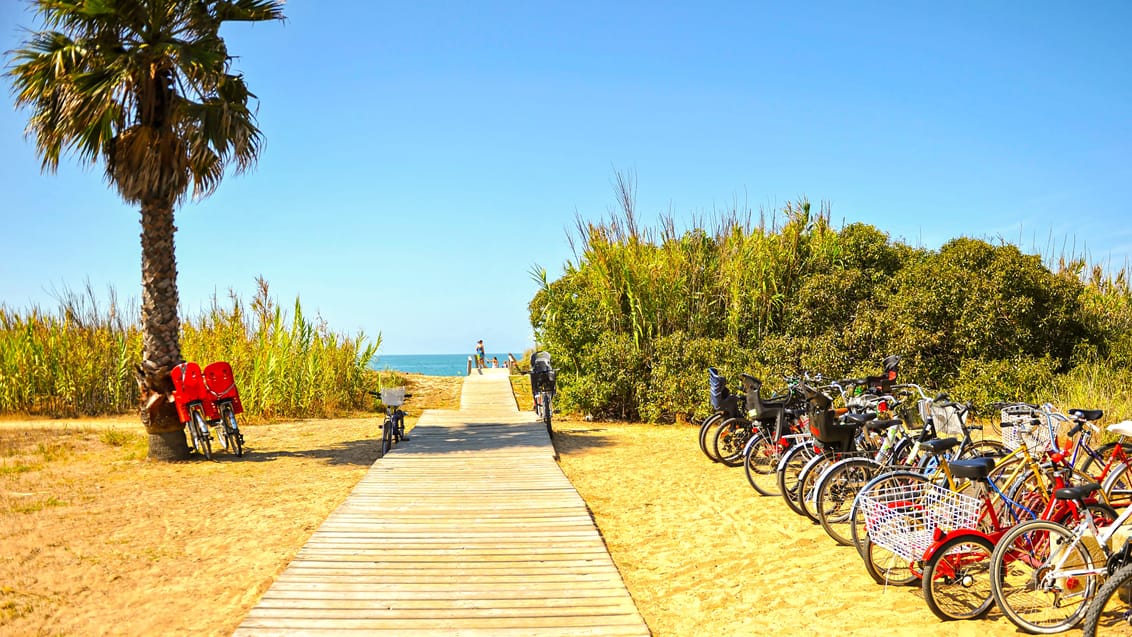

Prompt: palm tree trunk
[{"left": 136, "top": 199, "right": 190, "bottom": 460}]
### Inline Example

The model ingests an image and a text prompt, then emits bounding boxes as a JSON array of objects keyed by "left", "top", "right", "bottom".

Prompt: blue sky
[{"left": 1, "top": 1, "right": 1130, "bottom": 355}]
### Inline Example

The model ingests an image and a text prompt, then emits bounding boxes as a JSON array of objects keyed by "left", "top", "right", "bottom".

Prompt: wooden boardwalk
[{"left": 234, "top": 368, "right": 650, "bottom": 636}]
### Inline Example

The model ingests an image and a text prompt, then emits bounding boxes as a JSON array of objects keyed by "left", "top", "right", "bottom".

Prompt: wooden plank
[
  {"left": 250, "top": 597, "right": 637, "bottom": 611},
  {"left": 234, "top": 371, "right": 650, "bottom": 637}
]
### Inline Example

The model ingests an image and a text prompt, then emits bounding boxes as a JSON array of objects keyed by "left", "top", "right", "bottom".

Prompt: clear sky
[{"left": 1, "top": 1, "right": 1130, "bottom": 355}]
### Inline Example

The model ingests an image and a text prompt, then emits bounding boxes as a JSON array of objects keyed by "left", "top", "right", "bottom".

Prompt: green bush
[{"left": 529, "top": 190, "right": 1132, "bottom": 422}]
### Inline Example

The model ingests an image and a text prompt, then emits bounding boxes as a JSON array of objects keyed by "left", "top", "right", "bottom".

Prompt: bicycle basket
[
  {"left": 1001, "top": 405, "right": 1054, "bottom": 452},
  {"left": 859, "top": 481, "right": 981, "bottom": 563},
  {"left": 380, "top": 387, "right": 406, "bottom": 407},
  {"left": 931, "top": 402, "right": 967, "bottom": 438}
]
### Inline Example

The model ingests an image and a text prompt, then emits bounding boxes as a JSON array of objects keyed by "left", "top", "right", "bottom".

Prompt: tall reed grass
[
  {"left": 532, "top": 173, "right": 1132, "bottom": 422},
  {"left": 0, "top": 278, "right": 380, "bottom": 420}
]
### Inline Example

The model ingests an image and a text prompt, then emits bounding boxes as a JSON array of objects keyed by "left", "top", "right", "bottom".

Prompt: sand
[{"left": 1, "top": 378, "right": 1026, "bottom": 636}]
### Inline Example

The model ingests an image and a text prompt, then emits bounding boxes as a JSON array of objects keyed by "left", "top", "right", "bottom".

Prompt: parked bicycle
[
  {"left": 203, "top": 361, "right": 245, "bottom": 457},
  {"left": 373, "top": 387, "right": 409, "bottom": 457},
  {"left": 530, "top": 351, "right": 557, "bottom": 436},
  {"left": 170, "top": 361, "right": 215, "bottom": 460},
  {"left": 987, "top": 414, "right": 1132, "bottom": 633}
]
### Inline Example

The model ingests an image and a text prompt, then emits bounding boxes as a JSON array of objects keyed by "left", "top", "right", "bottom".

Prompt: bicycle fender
[{"left": 921, "top": 529, "right": 996, "bottom": 564}]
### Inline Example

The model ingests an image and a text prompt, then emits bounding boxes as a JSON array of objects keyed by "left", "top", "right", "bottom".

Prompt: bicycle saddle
[
  {"left": 1109, "top": 421, "right": 1132, "bottom": 437},
  {"left": 1068, "top": 408, "right": 1104, "bottom": 422},
  {"left": 948, "top": 457, "right": 996, "bottom": 480},
  {"left": 864, "top": 418, "right": 902, "bottom": 432},
  {"left": 842, "top": 412, "right": 877, "bottom": 426},
  {"left": 1053, "top": 483, "right": 1101, "bottom": 501},
  {"left": 920, "top": 438, "right": 961, "bottom": 455}
]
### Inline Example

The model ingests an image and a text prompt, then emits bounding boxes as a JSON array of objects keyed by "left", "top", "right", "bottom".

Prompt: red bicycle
[{"left": 170, "top": 361, "right": 218, "bottom": 459}]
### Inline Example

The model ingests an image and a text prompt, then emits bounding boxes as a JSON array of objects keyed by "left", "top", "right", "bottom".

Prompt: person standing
[{"left": 475, "top": 340, "right": 486, "bottom": 369}]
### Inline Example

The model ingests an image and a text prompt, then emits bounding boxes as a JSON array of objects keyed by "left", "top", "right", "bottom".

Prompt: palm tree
[{"left": 7, "top": 0, "right": 285, "bottom": 460}]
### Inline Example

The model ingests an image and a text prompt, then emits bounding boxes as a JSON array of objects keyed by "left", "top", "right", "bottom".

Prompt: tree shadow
[
  {"left": 552, "top": 427, "right": 619, "bottom": 456},
  {"left": 208, "top": 437, "right": 381, "bottom": 467}
]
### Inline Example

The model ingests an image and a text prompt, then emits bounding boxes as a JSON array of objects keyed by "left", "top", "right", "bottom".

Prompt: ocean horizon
[{"left": 371, "top": 353, "right": 517, "bottom": 376}]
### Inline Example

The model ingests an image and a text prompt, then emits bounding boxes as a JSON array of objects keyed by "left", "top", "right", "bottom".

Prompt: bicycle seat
[
  {"left": 948, "top": 457, "right": 996, "bottom": 480},
  {"left": 1068, "top": 408, "right": 1104, "bottom": 422},
  {"left": 919, "top": 438, "right": 960, "bottom": 456},
  {"left": 1109, "top": 420, "right": 1132, "bottom": 437},
  {"left": 842, "top": 412, "right": 877, "bottom": 425},
  {"left": 864, "top": 418, "right": 902, "bottom": 432},
  {"left": 1053, "top": 483, "right": 1101, "bottom": 501},
  {"left": 741, "top": 374, "right": 788, "bottom": 423}
]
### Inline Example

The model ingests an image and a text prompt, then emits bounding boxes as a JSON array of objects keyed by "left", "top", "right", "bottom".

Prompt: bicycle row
[{"left": 696, "top": 357, "right": 1132, "bottom": 635}]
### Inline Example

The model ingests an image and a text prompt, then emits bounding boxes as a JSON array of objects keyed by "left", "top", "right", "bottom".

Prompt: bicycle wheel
[
  {"left": 852, "top": 471, "right": 932, "bottom": 562},
  {"left": 543, "top": 392, "right": 553, "bottom": 435},
  {"left": 959, "top": 439, "right": 1008, "bottom": 460},
  {"left": 380, "top": 417, "right": 393, "bottom": 457},
  {"left": 214, "top": 418, "right": 229, "bottom": 451},
  {"left": 190, "top": 409, "right": 212, "bottom": 460},
  {"left": 1082, "top": 560, "right": 1132, "bottom": 637},
  {"left": 699, "top": 412, "right": 725, "bottom": 461},
  {"left": 1103, "top": 462, "right": 1132, "bottom": 510},
  {"left": 1079, "top": 442, "right": 1132, "bottom": 476},
  {"left": 798, "top": 452, "right": 836, "bottom": 523},
  {"left": 744, "top": 432, "right": 783, "bottom": 496},
  {"left": 777, "top": 442, "right": 817, "bottom": 517},
  {"left": 922, "top": 533, "right": 996, "bottom": 621},
  {"left": 990, "top": 519, "right": 1097, "bottom": 634},
  {"left": 815, "top": 457, "right": 882, "bottom": 546},
  {"left": 712, "top": 418, "right": 751, "bottom": 468},
  {"left": 396, "top": 413, "right": 409, "bottom": 442},
  {"left": 862, "top": 536, "right": 919, "bottom": 586},
  {"left": 223, "top": 405, "right": 244, "bottom": 457}
]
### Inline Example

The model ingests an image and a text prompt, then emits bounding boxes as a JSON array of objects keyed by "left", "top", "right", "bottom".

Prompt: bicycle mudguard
[{"left": 920, "top": 529, "right": 999, "bottom": 564}]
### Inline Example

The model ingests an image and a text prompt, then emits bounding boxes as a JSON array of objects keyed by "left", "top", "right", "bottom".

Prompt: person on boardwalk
[{"left": 475, "top": 340, "right": 486, "bottom": 369}]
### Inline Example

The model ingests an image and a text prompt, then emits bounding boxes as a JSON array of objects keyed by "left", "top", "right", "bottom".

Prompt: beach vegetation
[
  {"left": 0, "top": 279, "right": 380, "bottom": 422},
  {"left": 531, "top": 174, "right": 1132, "bottom": 422},
  {"left": 7, "top": 0, "right": 286, "bottom": 459}
]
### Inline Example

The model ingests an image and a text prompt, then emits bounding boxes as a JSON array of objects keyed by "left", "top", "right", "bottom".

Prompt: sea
[{"left": 370, "top": 353, "right": 479, "bottom": 376}]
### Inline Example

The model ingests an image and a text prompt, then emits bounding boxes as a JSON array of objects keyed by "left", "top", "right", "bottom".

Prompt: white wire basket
[
  {"left": 380, "top": 387, "right": 406, "bottom": 407},
  {"left": 1001, "top": 405, "right": 1055, "bottom": 452},
  {"left": 859, "top": 481, "right": 981, "bottom": 563},
  {"left": 931, "top": 402, "right": 967, "bottom": 438}
]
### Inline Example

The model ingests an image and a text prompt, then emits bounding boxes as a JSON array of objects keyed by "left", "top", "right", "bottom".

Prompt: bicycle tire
[
  {"left": 699, "top": 412, "right": 725, "bottom": 461},
  {"left": 1081, "top": 560, "right": 1132, "bottom": 637},
  {"left": 958, "top": 439, "right": 1008, "bottom": 460},
  {"left": 1079, "top": 442, "right": 1132, "bottom": 477},
  {"left": 380, "top": 417, "right": 393, "bottom": 457},
  {"left": 851, "top": 470, "right": 932, "bottom": 561},
  {"left": 214, "top": 417, "right": 229, "bottom": 452},
  {"left": 223, "top": 405, "right": 244, "bottom": 457},
  {"left": 922, "top": 533, "right": 997, "bottom": 621},
  {"left": 543, "top": 392, "right": 553, "bottom": 436},
  {"left": 190, "top": 409, "right": 212, "bottom": 460},
  {"left": 798, "top": 452, "right": 836, "bottom": 523},
  {"left": 1102, "top": 461, "right": 1132, "bottom": 510},
  {"left": 777, "top": 442, "right": 817, "bottom": 517},
  {"left": 990, "top": 519, "right": 1097, "bottom": 634},
  {"left": 862, "top": 536, "right": 920, "bottom": 586},
  {"left": 815, "top": 457, "right": 882, "bottom": 546},
  {"left": 743, "top": 432, "right": 783, "bottom": 496},
  {"left": 712, "top": 417, "right": 751, "bottom": 468}
]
